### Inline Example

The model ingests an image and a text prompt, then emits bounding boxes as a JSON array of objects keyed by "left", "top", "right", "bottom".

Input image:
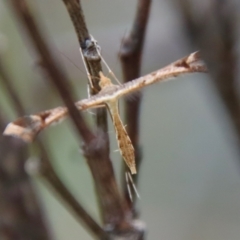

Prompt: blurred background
[{"left": 0, "top": 0, "right": 240, "bottom": 240}]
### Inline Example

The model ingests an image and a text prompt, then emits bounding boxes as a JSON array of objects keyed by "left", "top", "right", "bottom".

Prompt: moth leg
[
  {"left": 79, "top": 47, "right": 94, "bottom": 90},
  {"left": 91, "top": 35, "right": 122, "bottom": 86}
]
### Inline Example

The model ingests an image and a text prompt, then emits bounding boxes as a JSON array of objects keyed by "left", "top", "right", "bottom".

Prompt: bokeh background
[{"left": 1, "top": 0, "right": 240, "bottom": 240}]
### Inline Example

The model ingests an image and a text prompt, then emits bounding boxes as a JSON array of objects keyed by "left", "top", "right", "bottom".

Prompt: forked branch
[
  {"left": 8, "top": 0, "right": 128, "bottom": 229},
  {"left": 0, "top": 55, "right": 105, "bottom": 239},
  {"left": 9, "top": 0, "right": 95, "bottom": 144}
]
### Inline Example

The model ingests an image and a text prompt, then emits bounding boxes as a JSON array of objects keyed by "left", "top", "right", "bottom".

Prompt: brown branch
[
  {"left": 0, "top": 133, "right": 52, "bottom": 240},
  {"left": 60, "top": 0, "right": 103, "bottom": 93},
  {"left": 0, "top": 66, "right": 52, "bottom": 239},
  {"left": 60, "top": 0, "right": 132, "bottom": 227},
  {"left": 61, "top": 0, "right": 89, "bottom": 44},
  {"left": 0, "top": 55, "right": 106, "bottom": 239},
  {"left": 119, "top": 0, "right": 152, "bottom": 208},
  {"left": 8, "top": 0, "right": 131, "bottom": 234},
  {"left": 9, "top": 0, "right": 94, "bottom": 145},
  {"left": 37, "top": 142, "right": 108, "bottom": 239},
  {"left": 60, "top": 1, "right": 109, "bottom": 136},
  {"left": 176, "top": 0, "right": 240, "bottom": 150}
]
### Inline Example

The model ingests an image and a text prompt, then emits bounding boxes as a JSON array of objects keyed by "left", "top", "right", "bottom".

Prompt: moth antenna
[
  {"left": 97, "top": 48, "right": 122, "bottom": 86},
  {"left": 79, "top": 47, "right": 94, "bottom": 89},
  {"left": 85, "top": 84, "right": 96, "bottom": 115},
  {"left": 59, "top": 51, "right": 83, "bottom": 73}
]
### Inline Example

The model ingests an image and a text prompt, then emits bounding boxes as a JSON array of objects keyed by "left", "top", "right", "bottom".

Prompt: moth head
[{"left": 98, "top": 71, "right": 112, "bottom": 89}]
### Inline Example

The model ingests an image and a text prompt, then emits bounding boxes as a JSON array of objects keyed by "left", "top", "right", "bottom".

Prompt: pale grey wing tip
[
  {"left": 3, "top": 122, "right": 36, "bottom": 142},
  {"left": 130, "top": 166, "right": 137, "bottom": 175}
]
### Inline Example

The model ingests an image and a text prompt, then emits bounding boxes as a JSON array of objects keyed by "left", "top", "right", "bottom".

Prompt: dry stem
[{"left": 119, "top": 0, "right": 152, "bottom": 208}]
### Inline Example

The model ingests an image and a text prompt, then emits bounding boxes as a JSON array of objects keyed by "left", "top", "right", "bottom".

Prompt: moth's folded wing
[
  {"left": 3, "top": 107, "right": 67, "bottom": 142},
  {"left": 3, "top": 115, "right": 44, "bottom": 142},
  {"left": 115, "top": 51, "right": 207, "bottom": 99}
]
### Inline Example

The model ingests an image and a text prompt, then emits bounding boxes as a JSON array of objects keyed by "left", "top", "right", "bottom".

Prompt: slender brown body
[{"left": 106, "top": 100, "right": 136, "bottom": 174}]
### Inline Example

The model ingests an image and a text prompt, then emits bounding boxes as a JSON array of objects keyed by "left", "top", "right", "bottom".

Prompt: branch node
[{"left": 82, "top": 36, "right": 101, "bottom": 62}]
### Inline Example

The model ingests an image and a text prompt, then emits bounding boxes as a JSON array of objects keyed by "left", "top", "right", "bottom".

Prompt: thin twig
[{"left": 119, "top": 0, "right": 152, "bottom": 209}]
